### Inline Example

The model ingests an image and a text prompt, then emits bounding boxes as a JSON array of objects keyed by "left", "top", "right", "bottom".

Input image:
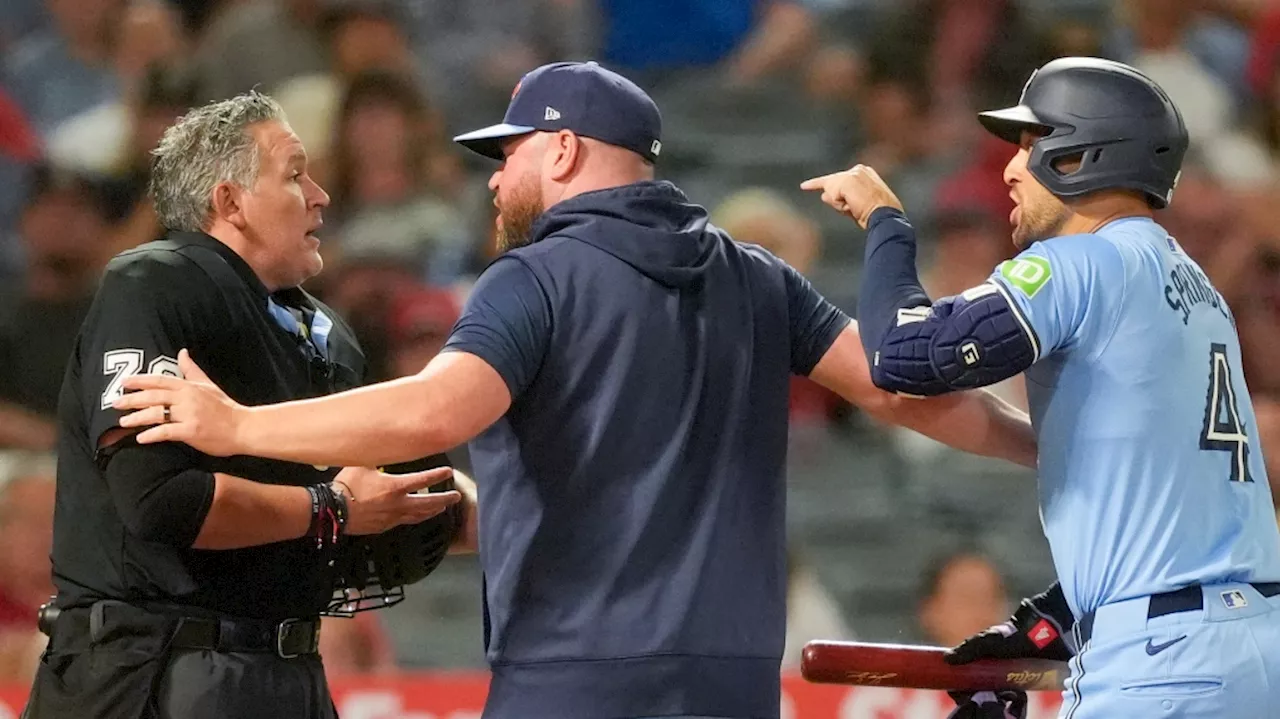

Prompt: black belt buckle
[{"left": 276, "top": 618, "right": 319, "bottom": 659}]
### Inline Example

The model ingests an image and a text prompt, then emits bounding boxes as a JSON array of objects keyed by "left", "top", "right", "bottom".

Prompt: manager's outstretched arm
[
  {"left": 113, "top": 349, "right": 511, "bottom": 468},
  {"left": 112, "top": 255, "right": 550, "bottom": 468}
]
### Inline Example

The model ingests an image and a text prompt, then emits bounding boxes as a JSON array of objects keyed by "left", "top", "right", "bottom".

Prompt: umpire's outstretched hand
[
  {"left": 800, "top": 164, "right": 904, "bottom": 228},
  {"left": 336, "top": 465, "right": 461, "bottom": 535}
]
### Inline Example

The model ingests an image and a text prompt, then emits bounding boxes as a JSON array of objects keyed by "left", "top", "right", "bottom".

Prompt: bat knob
[{"left": 799, "top": 641, "right": 822, "bottom": 681}]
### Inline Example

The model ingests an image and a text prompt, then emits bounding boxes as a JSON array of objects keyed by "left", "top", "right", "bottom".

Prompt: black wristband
[
  {"left": 309, "top": 482, "right": 349, "bottom": 550},
  {"left": 306, "top": 484, "right": 325, "bottom": 549}
]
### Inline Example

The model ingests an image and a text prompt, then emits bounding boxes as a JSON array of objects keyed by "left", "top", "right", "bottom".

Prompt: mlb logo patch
[{"left": 1221, "top": 590, "right": 1248, "bottom": 609}]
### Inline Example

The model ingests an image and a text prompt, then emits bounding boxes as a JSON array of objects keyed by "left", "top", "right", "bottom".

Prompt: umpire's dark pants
[{"left": 22, "top": 602, "right": 337, "bottom": 719}]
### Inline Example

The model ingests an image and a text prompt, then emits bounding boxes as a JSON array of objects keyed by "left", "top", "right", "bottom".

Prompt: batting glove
[{"left": 944, "top": 582, "right": 1075, "bottom": 664}]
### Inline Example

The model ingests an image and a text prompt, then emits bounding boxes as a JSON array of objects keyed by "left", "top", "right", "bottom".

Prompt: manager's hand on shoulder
[
  {"left": 115, "top": 349, "right": 246, "bottom": 457},
  {"left": 800, "top": 164, "right": 903, "bottom": 229},
  {"left": 335, "top": 466, "right": 461, "bottom": 535}
]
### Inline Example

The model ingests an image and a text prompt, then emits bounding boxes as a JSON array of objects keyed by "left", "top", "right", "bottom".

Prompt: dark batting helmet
[{"left": 977, "top": 57, "right": 1189, "bottom": 209}]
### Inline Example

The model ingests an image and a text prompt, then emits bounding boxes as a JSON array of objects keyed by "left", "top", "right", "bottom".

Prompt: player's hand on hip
[
  {"left": 945, "top": 690, "right": 1028, "bottom": 719},
  {"left": 800, "top": 164, "right": 903, "bottom": 228},
  {"left": 337, "top": 466, "right": 461, "bottom": 535},
  {"left": 114, "top": 349, "right": 245, "bottom": 456},
  {"left": 945, "top": 583, "right": 1075, "bottom": 664}
]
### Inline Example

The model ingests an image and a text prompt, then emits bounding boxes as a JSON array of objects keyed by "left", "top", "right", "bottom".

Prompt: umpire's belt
[
  {"left": 49, "top": 601, "right": 322, "bottom": 659},
  {"left": 172, "top": 614, "right": 321, "bottom": 658},
  {"left": 1075, "top": 581, "right": 1280, "bottom": 645}
]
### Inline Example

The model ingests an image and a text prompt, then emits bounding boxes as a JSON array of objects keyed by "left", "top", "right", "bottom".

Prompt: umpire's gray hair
[{"left": 149, "top": 90, "right": 288, "bottom": 232}]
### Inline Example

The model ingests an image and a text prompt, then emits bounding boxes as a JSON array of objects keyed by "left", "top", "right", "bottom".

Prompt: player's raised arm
[{"left": 802, "top": 166, "right": 1041, "bottom": 399}]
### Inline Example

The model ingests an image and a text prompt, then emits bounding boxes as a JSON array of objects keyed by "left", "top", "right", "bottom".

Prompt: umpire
[
  {"left": 111, "top": 63, "right": 1037, "bottom": 719},
  {"left": 22, "top": 92, "right": 462, "bottom": 719}
]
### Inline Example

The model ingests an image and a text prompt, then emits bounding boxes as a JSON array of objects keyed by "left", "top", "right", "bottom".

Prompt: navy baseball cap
[{"left": 453, "top": 61, "right": 663, "bottom": 164}]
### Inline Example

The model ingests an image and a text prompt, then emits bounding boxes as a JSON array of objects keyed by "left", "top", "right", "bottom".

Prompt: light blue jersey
[{"left": 987, "top": 216, "right": 1280, "bottom": 619}]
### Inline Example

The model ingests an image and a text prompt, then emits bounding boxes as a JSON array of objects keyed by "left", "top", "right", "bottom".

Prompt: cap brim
[
  {"left": 977, "top": 106, "right": 1052, "bottom": 144},
  {"left": 452, "top": 123, "right": 537, "bottom": 161}
]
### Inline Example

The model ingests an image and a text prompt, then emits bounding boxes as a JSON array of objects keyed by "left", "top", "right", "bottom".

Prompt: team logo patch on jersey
[
  {"left": 1221, "top": 590, "right": 1248, "bottom": 609},
  {"left": 999, "top": 257, "right": 1052, "bottom": 298}
]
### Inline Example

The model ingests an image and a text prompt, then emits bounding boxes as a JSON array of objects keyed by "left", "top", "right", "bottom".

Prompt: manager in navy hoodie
[{"left": 112, "top": 62, "right": 1037, "bottom": 719}]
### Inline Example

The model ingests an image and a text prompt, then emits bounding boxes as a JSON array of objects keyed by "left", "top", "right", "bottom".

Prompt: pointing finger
[{"left": 800, "top": 173, "right": 840, "bottom": 191}]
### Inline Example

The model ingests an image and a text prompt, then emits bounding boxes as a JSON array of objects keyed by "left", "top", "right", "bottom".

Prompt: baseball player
[{"left": 802, "top": 56, "right": 1280, "bottom": 718}]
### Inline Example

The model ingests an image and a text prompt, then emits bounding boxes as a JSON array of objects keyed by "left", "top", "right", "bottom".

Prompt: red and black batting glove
[
  {"left": 944, "top": 581, "right": 1076, "bottom": 664},
  {"left": 945, "top": 690, "right": 1028, "bottom": 719}
]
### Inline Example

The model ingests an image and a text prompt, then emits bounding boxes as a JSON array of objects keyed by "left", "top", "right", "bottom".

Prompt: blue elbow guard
[{"left": 871, "top": 284, "right": 1037, "bottom": 395}]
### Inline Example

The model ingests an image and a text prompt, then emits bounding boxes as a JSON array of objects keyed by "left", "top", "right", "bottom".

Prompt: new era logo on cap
[{"left": 454, "top": 61, "right": 663, "bottom": 164}]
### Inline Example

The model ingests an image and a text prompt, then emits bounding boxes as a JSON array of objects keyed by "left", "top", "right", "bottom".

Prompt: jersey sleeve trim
[{"left": 989, "top": 278, "right": 1042, "bottom": 362}]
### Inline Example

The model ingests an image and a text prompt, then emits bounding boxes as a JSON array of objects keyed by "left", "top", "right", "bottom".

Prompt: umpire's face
[{"left": 238, "top": 120, "right": 330, "bottom": 289}]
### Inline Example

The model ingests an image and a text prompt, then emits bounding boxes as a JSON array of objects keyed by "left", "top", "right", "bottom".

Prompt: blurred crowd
[{"left": 2, "top": 0, "right": 1280, "bottom": 681}]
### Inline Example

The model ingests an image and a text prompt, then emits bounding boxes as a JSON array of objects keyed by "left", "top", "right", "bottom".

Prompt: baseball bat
[{"left": 801, "top": 640, "right": 1068, "bottom": 691}]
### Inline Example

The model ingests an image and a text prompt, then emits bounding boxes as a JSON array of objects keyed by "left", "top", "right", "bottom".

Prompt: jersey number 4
[
  {"left": 100, "top": 349, "right": 181, "bottom": 410},
  {"left": 1200, "top": 343, "right": 1252, "bottom": 483}
]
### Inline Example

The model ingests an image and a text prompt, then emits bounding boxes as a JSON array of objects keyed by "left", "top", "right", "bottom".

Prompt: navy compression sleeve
[{"left": 857, "top": 208, "right": 1036, "bottom": 396}]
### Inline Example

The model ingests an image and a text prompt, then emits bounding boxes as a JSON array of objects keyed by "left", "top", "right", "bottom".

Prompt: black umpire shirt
[{"left": 51, "top": 230, "right": 366, "bottom": 621}]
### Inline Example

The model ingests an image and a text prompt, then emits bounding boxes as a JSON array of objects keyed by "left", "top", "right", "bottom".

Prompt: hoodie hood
[{"left": 528, "top": 181, "right": 718, "bottom": 289}]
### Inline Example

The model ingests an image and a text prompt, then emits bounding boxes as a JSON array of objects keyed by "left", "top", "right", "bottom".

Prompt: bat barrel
[{"left": 801, "top": 641, "right": 1067, "bottom": 692}]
